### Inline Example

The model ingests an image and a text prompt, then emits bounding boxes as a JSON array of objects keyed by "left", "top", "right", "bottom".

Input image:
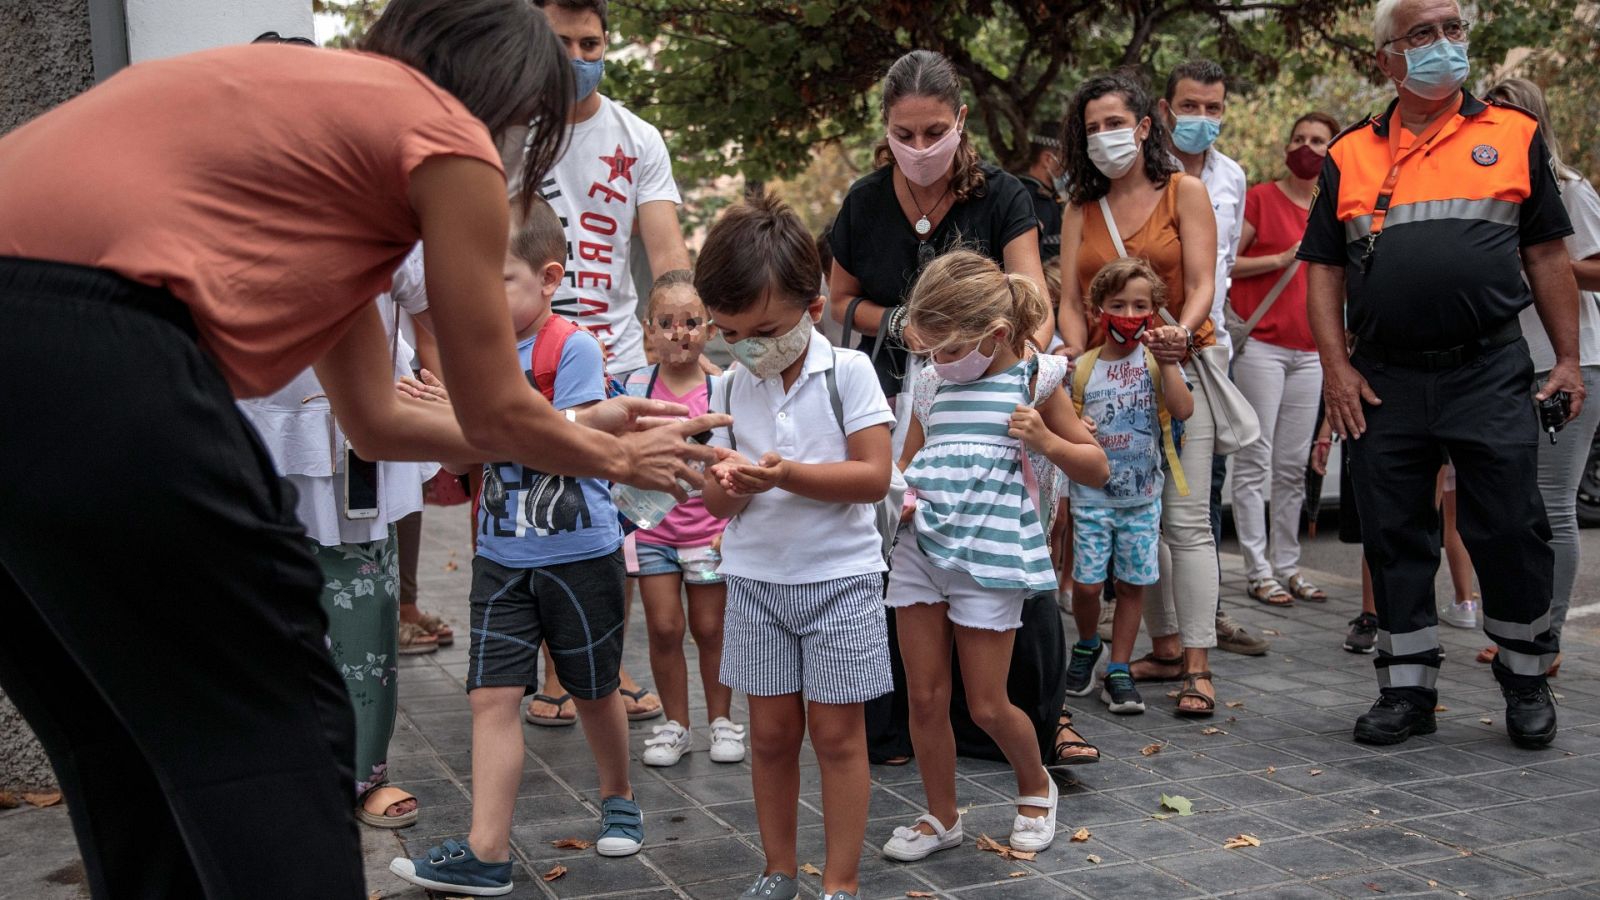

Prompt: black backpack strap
[{"left": 720, "top": 367, "right": 737, "bottom": 454}]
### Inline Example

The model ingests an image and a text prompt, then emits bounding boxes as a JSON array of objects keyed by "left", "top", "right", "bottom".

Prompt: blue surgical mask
[
  {"left": 572, "top": 57, "right": 604, "bottom": 102},
  {"left": 1395, "top": 38, "right": 1469, "bottom": 101},
  {"left": 1170, "top": 115, "right": 1222, "bottom": 154}
]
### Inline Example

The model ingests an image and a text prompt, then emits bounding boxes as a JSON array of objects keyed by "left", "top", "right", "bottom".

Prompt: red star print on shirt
[{"left": 600, "top": 145, "right": 637, "bottom": 184}]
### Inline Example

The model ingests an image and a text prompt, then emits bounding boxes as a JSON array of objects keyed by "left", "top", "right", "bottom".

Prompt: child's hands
[
  {"left": 726, "top": 452, "right": 789, "bottom": 496},
  {"left": 397, "top": 368, "right": 449, "bottom": 403},
  {"left": 1009, "top": 404, "right": 1057, "bottom": 453},
  {"left": 709, "top": 450, "right": 753, "bottom": 490}
]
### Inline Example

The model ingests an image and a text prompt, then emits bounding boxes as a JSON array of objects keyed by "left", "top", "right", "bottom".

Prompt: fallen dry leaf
[
  {"left": 1434, "top": 705, "right": 1449, "bottom": 712},
  {"left": 1309, "top": 769, "right": 1324, "bottom": 776},
  {"left": 1009, "top": 871, "right": 1028, "bottom": 878},
  {"left": 1008, "top": 848, "right": 1038, "bottom": 861},
  {"left": 1086, "top": 853, "right": 1102, "bottom": 864},
  {"left": 1364, "top": 882, "right": 1387, "bottom": 893},
  {"left": 905, "top": 892, "right": 935, "bottom": 898},
  {"left": 0, "top": 792, "right": 18, "bottom": 810},
  {"left": 800, "top": 863, "right": 823, "bottom": 877},
  {"left": 1480, "top": 718, "right": 1493, "bottom": 725},
  {"left": 551, "top": 837, "right": 593, "bottom": 850},
  {"left": 1223, "top": 833, "right": 1262, "bottom": 849},
  {"left": 1369, "top": 808, "right": 1381, "bottom": 815},
  {"left": 1201, "top": 727, "right": 1226, "bottom": 736},
  {"left": 1427, "top": 881, "right": 1438, "bottom": 888},
  {"left": 22, "top": 791, "right": 62, "bottom": 808},
  {"left": 974, "top": 834, "right": 1036, "bottom": 860},
  {"left": 1266, "top": 766, "right": 1277, "bottom": 776},
  {"left": 1071, "top": 827, "right": 1091, "bottom": 842},
  {"left": 1141, "top": 742, "right": 1163, "bottom": 757},
  {"left": 443, "top": 560, "right": 459, "bottom": 572},
  {"left": 541, "top": 864, "right": 567, "bottom": 882},
  {"left": 1225, "top": 700, "right": 1245, "bottom": 709},
  {"left": 1262, "top": 629, "right": 1280, "bottom": 636},
  {"left": 1227, "top": 716, "right": 1239, "bottom": 723}
]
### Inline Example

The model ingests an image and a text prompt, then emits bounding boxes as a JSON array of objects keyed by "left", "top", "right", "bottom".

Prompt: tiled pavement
[
  {"left": 6, "top": 507, "right": 1600, "bottom": 899},
  {"left": 356, "top": 513, "right": 1600, "bottom": 899}
]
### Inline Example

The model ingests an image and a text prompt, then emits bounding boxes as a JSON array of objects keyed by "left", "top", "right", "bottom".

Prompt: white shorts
[{"left": 885, "top": 536, "right": 1029, "bottom": 632}]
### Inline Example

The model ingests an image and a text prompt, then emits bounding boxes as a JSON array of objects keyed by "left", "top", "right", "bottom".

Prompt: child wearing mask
[
  {"left": 1063, "top": 257, "right": 1193, "bottom": 715},
  {"left": 879, "top": 250, "right": 1107, "bottom": 863},
  {"left": 698, "top": 194, "right": 895, "bottom": 900},
  {"left": 390, "top": 198, "right": 642, "bottom": 897},
  {"left": 623, "top": 272, "right": 744, "bottom": 767}
]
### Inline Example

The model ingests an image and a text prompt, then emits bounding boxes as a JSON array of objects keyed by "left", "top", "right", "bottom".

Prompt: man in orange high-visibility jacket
[{"left": 1299, "top": 0, "right": 1585, "bottom": 750}]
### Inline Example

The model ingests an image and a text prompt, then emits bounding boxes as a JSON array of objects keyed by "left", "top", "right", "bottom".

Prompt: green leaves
[{"left": 1160, "top": 793, "right": 1194, "bottom": 816}]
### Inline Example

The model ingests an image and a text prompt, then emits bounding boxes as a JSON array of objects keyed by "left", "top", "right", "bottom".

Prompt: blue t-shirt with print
[
  {"left": 475, "top": 327, "right": 622, "bottom": 567},
  {"left": 1069, "top": 350, "right": 1164, "bottom": 508}
]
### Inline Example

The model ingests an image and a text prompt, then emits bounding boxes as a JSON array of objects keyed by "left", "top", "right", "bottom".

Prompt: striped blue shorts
[{"left": 720, "top": 574, "right": 893, "bottom": 705}]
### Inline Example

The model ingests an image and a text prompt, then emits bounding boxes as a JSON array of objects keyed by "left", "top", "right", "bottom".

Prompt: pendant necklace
[{"left": 905, "top": 173, "right": 952, "bottom": 237}]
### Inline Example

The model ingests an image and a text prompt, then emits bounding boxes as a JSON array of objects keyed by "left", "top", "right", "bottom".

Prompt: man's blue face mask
[
  {"left": 1170, "top": 115, "right": 1222, "bottom": 155},
  {"left": 572, "top": 57, "right": 604, "bottom": 102},
  {"left": 1395, "top": 38, "right": 1469, "bottom": 101}
]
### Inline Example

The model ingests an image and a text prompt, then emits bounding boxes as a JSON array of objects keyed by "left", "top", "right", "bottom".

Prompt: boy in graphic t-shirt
[{"left": 529, "top": 0, "right": 694, "bottom": 725}]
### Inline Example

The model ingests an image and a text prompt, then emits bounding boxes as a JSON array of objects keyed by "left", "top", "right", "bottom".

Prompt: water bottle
[{"left": 610, "top": 429, "right": 714, "bottom": 529}]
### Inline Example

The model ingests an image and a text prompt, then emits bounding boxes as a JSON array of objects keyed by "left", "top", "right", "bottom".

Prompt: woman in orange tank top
[
  {"left": 1054, "top": 72, "right": 1225, "bottom": 720},
  {"left": 0, "top": 3, "right": 724, "bottom": 897}
]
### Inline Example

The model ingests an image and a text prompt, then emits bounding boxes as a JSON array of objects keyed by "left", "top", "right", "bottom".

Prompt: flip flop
[
  {"left": 397, "top": 621, "right": 438, "bottom": 656},
  {"left": 524, "top": 692, "right": 577, "bottom": 727},
  {"left": 415, "top": 612, "right": 454, "bottom": 647},
  {"left": 620, "top": 687, "right": 663, "bottom": 721},
  {"left": 356, "top": 785, "right": 418, "bottom": 829}
]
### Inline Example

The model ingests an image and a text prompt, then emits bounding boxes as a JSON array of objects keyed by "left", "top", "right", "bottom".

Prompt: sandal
[
  {"left": 1129, "top": 652, "right": 1184, "bottom": 682},
  {"left": 1283, "top": 573, "right": 1327, "bottom": 603},
  {"left": 415, "top": 612, "right": 454, "bottom": 646},
  {"left": 1174, "top": 671, "right": 1216, "bottom": 718},
  {"left": 1050, "top": 711, "right": 1100, "bottom": 766},
  {"left": 397, "top": 621, "right": 439, "bottom": 656},
  {"left": 524, "top": 692, "right": 577, "bottom": 727},
  {"left": 1247, "top": 578, "right": 1294, "bottom": 608},
  {"left": 620, "top": 686, "right": 663, "bottom": 722},
  {"left": 357, "top": 785, "right": 418, "bottom": 829}
]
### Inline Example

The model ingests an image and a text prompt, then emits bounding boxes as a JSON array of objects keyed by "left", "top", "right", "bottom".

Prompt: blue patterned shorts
[{"left": 1071, "top": 502, "right": 1162, "bottom": 586}]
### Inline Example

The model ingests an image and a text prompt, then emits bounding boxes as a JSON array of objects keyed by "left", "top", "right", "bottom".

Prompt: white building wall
[{"left": 124, "top": 0, "right": 313, "bottom": 63}]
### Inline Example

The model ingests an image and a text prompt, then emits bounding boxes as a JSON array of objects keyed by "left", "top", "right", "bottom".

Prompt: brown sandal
[
  {"left": 1174, "top": 671, "right": 1216, "bottom": 718},
  {"left": 1130, "top": 652, "right": 1184, "bottom": 682},
  {"left": 397, "top": 621, "right": 438, "bottom": 655},
  {"left": 415, "top": 612, "right": 454, "bottom": 646},
  {"left": 1247, "top": 578, "right": 1293, "bottom": 607}
]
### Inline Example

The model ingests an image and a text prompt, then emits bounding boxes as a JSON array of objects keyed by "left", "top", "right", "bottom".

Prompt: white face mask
[
  {"left": 1086, "top": 128, "right": 1141, "bottom": 179},
  {"left": 728, "top": 312, "right": 813, "bottom": 380}
]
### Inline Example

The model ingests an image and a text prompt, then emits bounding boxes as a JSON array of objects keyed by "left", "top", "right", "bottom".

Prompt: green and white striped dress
[{"left": 905, "top": 358, "right": 1057, "bottom": 592}]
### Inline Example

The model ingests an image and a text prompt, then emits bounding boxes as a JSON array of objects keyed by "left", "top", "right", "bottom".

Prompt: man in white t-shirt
[
  {"left": 1156, "top": 60, "right": 1270, "bottom": 659},
  {"left": 529, "top": 0, "right": 692, "bottom": 725},
  {"left": 535, "top": 0, "right": 691, "bottom": 380}
]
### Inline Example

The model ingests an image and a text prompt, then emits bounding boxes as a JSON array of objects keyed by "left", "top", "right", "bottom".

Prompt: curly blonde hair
[
  {"left": 905, "top": 250, "right": 1049, "bottom": 358},
  {"left": 1086, "top": 257, "right": 1168, "bottom": 311}
]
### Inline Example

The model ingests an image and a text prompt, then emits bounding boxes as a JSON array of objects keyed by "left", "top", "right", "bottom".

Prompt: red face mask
[
  {"left": 1286, "top": 144, "right": 1324, "bottom": 180},
  {"left": 1103, "top": 312, "right": 1151, "bottom": 345}
]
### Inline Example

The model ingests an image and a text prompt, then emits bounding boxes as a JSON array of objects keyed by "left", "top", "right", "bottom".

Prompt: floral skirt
[{"left": 308, "top": 526, "right": 399, "bottom": 800}]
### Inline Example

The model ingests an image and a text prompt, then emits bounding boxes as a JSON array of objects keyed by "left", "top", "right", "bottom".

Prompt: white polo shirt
[
  {"left": 1198, "top": 148, "right": 1247, "bottom": 359},
  {"left": 710, "top": 330, "right": 895, "bottom": 585}
]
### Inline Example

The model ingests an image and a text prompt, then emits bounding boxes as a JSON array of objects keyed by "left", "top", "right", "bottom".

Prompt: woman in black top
[{"left": 828, "top": 49, "right": 1094, "bottom": 771}]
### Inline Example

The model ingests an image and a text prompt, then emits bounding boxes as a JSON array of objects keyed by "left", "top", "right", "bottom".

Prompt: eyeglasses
[{"left": 1383, "top": 18, "right": 1470, "bottom": 50}]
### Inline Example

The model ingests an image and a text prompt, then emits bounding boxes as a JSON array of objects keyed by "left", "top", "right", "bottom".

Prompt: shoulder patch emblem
[{"left": 1472, "top": 144, "right": 1499, "bottom": 166}]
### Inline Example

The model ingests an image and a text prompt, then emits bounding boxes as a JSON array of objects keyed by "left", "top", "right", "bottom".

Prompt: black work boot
[
  {"left": 1503, "top": 681, "right": 1558, "bottom": 748},
  {"left": 1353, "top": 693, "right": 1436, "bottom": 745}
]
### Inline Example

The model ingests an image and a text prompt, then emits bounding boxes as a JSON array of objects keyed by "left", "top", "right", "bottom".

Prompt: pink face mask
[
  {"left": 932, "top": 333, "right": 997, "bottom": 384},
  {"left": 888, "top": 116, "right": 965, "bottom": 187}
]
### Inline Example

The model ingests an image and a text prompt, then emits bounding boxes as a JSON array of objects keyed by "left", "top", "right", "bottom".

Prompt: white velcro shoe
[
  {"left": 1008, "top": 770, "right": 1059, "bottom": 852},
  {"left": 709, "top": 717, "right": 747, "bottom": 763},
  {"left": 882, "top": 812, "right": 963, "bottom": 861},
  {"left": 641, "top": 720, "right": 690, "bottom": 767}
]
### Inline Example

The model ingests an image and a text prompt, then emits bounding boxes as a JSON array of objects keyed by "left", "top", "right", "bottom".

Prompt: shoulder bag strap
[
  {"left": 1235, "top": 260, "right": 1302, "bottom": 340},
  {"left": 840, "top": 296, "right": 889, "bottom": 361},
  {"left": 1097, "top": 195, "right": 1129, "bottom": 258}
]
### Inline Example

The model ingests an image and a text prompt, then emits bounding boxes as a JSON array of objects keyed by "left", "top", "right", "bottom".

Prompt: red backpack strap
[{"left": 528, "top": 315, "right": 580, "bottom": 401}]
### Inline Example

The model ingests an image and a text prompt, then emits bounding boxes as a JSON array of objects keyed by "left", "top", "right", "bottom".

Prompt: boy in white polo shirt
[{"left": 698, "top": 194, "right": 895, "bottom": 900}]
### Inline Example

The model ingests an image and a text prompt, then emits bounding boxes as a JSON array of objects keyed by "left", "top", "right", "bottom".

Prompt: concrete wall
[
  {"left": 0, "top": 0, "right": 95, "bottom": 134},
  {"left": 124, "top": 0, "right": 314, "bottom": 63}
]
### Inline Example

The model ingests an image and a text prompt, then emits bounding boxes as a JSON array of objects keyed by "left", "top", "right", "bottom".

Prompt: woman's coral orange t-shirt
[{"left": 0, "top": 43, "right": 504, "bottom": 397}]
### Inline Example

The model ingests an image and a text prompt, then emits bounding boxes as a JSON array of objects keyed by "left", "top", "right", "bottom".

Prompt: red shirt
[{"left": 1232, "top": 182, "right": 1315, "bottom": 352}]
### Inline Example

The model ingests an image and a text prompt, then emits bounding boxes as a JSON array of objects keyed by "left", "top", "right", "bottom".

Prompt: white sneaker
[
  {"left": 709, "top": 717, "right": 746, "bottom": 763},
  {"left": 642, "top": 720, "right": 691, "bottom": 766},
  {"left": 1440, "top": 599, "right": 1479, "bottom": 629},
  {"left": 882, "top": 812, "right": 963, "bottom": 861},
  {"left": 1008, "top": 770, "right": 1059, "bottom": 852}
]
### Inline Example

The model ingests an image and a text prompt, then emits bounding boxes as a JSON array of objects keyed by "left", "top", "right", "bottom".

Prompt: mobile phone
[{"left": 344, "top": 443, "right": 381, "bottom": 520}]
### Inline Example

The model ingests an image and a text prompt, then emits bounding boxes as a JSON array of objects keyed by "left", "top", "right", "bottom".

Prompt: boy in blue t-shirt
[{"left": 392, "top": 198, "right": 639, "bottom": 897}]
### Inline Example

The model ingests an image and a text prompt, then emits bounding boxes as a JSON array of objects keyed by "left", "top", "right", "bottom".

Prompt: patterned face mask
[{"left": 728, "top": 311, "right": 813, "bottom": 380}]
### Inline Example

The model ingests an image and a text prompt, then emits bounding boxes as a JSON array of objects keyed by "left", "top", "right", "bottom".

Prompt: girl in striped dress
[{"left": 881, "top": 251, "right": 1108, "bottom": 862}]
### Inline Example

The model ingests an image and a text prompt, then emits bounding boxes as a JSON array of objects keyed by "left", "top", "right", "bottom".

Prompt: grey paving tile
[
  {"left": 1313, "top": 868, "right": 1443, "bottom": 898},
  {"left": 1322, "top": 825, "right": 1458, "bottom": 864},
  {"left": 1326, "top": 787, "right": 1453, "bottom": 821},
  {"left": 1405, "top": 853, "right": 1553, "bottom": 898},
  {"left": 643, "top": 836, "right": 765, "bottom": 885},
  {"left": 1080, "top": 818, "right": 1212, "bottom": 860},
  {"left": 1479, "top": 838, "right": 1600, "bottom": 882},
  {"left": 1189, "top": 772, "right": 1309, "bottom": 806},
  {"left": 1246, "top": 835, "right": 1376, "bottom": 880},
  {"left": 1149, "top": 846, "right": 1296, "bottom": 893},
  {"left": 534, "top": 853, "right": 672, "bottom": 897},
  {"left": 1393, "top": 776, "right": 1520, "bottom": 811},
  {"left": 951, "top": 876, "right": 1077, "bottom": 898}
]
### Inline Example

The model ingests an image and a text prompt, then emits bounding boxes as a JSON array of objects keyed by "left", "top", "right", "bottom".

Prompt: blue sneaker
[
  {"left": 389, "top": 838, "right": 512, "bottom": 896},
  {"left": 596, "top": 795, "right": 644, "bottom": 857}
]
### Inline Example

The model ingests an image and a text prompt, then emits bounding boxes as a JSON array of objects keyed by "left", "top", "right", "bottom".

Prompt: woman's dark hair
[
  {"left": 694, "top": 193, "right": 820, "bottom": 314},
  {"left": 534, "top": 0, "right": 608, "bottom": 32},
  {"left": 362, "top": 0, "right": 572, "bottom": 218},
  {"left": 1288, "top": 111, "right": 1340, "bottom": 143},
  {"left": 1059, "top": 72, "right": 1177, "bottom": 206},
  {"left": 872, "top": 50, "right": 986, "bottom": 203}
]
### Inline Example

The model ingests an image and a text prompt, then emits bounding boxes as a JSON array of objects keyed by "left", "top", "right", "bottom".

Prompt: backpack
[
  {"left": 527, "top": 314, "right": 581, "bottom": 401},
  {"left": 720, "top": 347, "right": 908, "bottom": 562},
  {"left": 1070, "top": 344, "right": 1189, "bottom": 497}
]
